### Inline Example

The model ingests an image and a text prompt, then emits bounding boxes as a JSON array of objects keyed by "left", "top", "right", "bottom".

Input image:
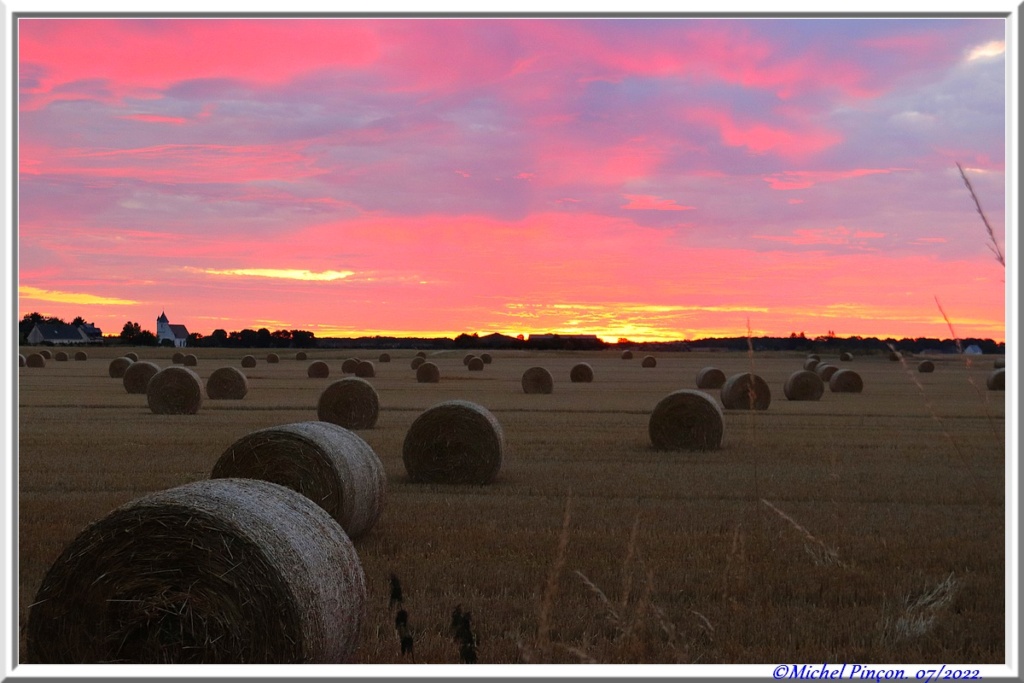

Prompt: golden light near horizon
[
  {"left": 188, "top": 267, "right": 356, "bottom": 282},
  {"left": 20, "top": 286, "right": 139, "bottom": 307}
]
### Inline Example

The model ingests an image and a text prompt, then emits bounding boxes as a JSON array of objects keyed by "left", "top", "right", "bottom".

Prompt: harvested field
[{"left": 16, "top": 347, "right": 1006, "bottom": 665}]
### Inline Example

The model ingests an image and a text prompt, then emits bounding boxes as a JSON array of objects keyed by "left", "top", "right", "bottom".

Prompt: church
[{"left": 156, "top": 312, "right": 190, "bottom": 348}]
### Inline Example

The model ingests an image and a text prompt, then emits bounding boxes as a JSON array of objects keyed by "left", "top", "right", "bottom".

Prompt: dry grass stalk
[
  {"left": 26, "top": 353, "right": 45, "bottom": 368},
  {"left": 241, "top": 355, "right": 257, "bottom": 368},
  {"left": 720, "top": 372, "right": 771, "bottom": 410},
  {"left": 317, "top": 378, "right": 380, "bottom": 430},
  {"left": 648, "top": 390, "right": 724, "bottom": 451},
  {"left": 74, "top": 351, "right": 87, "bottom": 361},
  {"left": 695, "top": 367, "right": 726, "bottom": 389},
  {"left": 530, "top": 492, "right": 573, "bottom": 662},
  {"left": 19, "top": 354, "right": 27, "bottom": 367},
  {"left": 878, "top": 573, "right": 958, "bottom": 646},
  {"left": 760, "top": 499, "right": 849, "bottom": 569},
  {"left": 213, "top": 421, "right": 386, "bottom": 538},
  {"left": 206, "top": 367, "right": 249, "bottom": 400},
  {"left": 570, "top": 363, "right": 594, "bottom": 383},
  {"left": 107, "top": 357, "right": 133, "bottom": 378},
  {"left": 307, "top": 360, "right": 330, "bottom": 378},
  {"left": 25, "top": 478, "right": 366, "bottom": 663},
  {"left": 784, "top": 370, "right": 824, "bottom": 401},
  {"left": 522, "top": 367, "right": 554, "bottom": 394},
  {"left": 415, "top": 361, "right": 440, "bottom": 383},
  {"left": 122, "top": 361, "right": 161, "bottom": 395},
  {"left": 956, "top": 162, "right": 1004, "bottom": 267},
  {"left": 402, "top": 400, "right": 503, "bottom": 484},
  {"left": 147, "top": 367, "right": 202, "bottom": 415},
  {"left": 829, "top": 369, "right": 864, "bottom": 393}
]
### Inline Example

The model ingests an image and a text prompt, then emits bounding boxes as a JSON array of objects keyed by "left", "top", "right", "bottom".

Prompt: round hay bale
[
  {"left": 241, "top": 355, "right": 257, "bottom": 368},
  {"left": 815, "top": 364, "right": 839, "bottom": 382},
  {"left": 108, "top": 357, "right": 132, "bottom": 378},
  {"left": 307, "top": 361, "right": 330, "bottom": 379},
  {"left": 171, "top": 352, "right": 184, "bottom": 365},
  {"left": 124, "top": 352, "right": 139, "bottom": 362},
  {"left": 829, "top": 369, "right": 864, "bottom": 393},
  {"left": 25, "top": 478, "right": 366, "bottom": 664},
  {"left": 378, "top": 353, "right": 391, "bottom": 363},
  {"left": 994, "top": 358, "right": 1005, "bottom": 369},
  {"left": 889, "top": 350, "right": 901, "bottom": 361},
  {"left": 522, "top": 366, "right": 554, "bottom": 394},
  {"left": 649, "top": 390, "right": 724, "bottom": 451},
  {"left": 317, "top": 378, "right": 379, "bottom": 430},
  {"left": 415, "top": 351, "right": 427, "bottom": 359},
  {"left": 147, "top": 367, "right": 202, "bottom": 415},
  {"left": 840, "top": 352, "right": 853, "bottom": 362},
  {"left": 467, "top": 357, "right": 484, "bottom": 371},
  {"left": 987, "top": 368, "right": 1004, "bottom": 391},
  {"left": 354, "top": 361, "right": 375, "bottom": 378},
  {"left": 74, "top": 351, "right": 87, "bottom": 361},
  {"left": 720, "top": 373, "right": 771, "bottom": 410},
  {"left": 481, "top": 353, "right": 492, "bottom": 364},
  {"left": 784, "top": 370, "right": 824, "bottom": 401},
  {"left": 410, "top": 356, "right": 425, "bottom": 371},
  {"left": 39, "top": 349, "right": 52, "bottom": 359},
  {"left": 918, "top": 360, "right": 935, "bottom": 373},
  {"left": 641, "top": 355, "right": 657, "bottom": 368},
  {"left": 416, "top": 362, "right": 440, "bottom": 383},
  {"left": 341, "top": 358, "right": 359, "bottom": 374},
  {"left": 807, "top": 354, "right": 820, "bottom": 362},
  {"left": 402, "top": 400, "right": 503, "bottom": 485},
  {"left": 183, "top": 354, "right": 198, "bottom": 367},
  {"left": 26, "top": 353, "right": 44, "bottom": 368},
  {"left": 696, "top": 367, "right": 726, "bottom": 389},
  {"left": 54, "top": 351, "right": 69, "bottom": 362},
  {"left": 206, "top": 367, "right": 248, "bottom": 400},
  {"left": 621, "top": 350, "right": 633, "bottom": 360},
  {"left": 213, "top": 422, "right": 385, "bottom": 539},
  {"left": 123, "top": 361, "right": 161, "bottom": 395},
  {"left": 266, "top": 353, "right": 280, "bottom": 364},
  {"left": 19, "top": 354, "right": 26, "bottom": 367},
  {"left": 296, "top": 351, "right": 308, "bottom": 361},
  {"left": 462, "top": 354, "right": 475, "bottom": 366},
  {"left": 570, "top": 362, "right": 594, "bottom": 383},
  {"left": 802, "top": 357, "right": 820, "bottom": 371}
]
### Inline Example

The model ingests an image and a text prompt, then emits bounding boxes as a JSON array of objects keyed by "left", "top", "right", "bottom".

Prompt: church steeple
[{"left": 157, "top": 311, "right": 169, "bottom": 323}]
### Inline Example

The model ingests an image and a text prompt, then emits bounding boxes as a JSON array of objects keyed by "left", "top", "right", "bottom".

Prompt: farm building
[
  {"left": 26, "top": 323, "right": 90, "bottom": 345},
  {"left": 156, "top": 312, "right": 189, "bottom": 348}
]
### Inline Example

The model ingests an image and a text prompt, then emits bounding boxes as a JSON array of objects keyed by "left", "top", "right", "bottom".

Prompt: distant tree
[
  {"left": 271, "top": 329, "right": 292, "bottom": 348},
  {"left": 209, "top": 329, "right": 229, "bottom": 347},
  {"left": 72, "top": 316, "right": 87, "bottom": 326},
  {"left": 290, "top": 330, "right": 316, "bottom": 348},
  {"left": 120, "top": 321, "right": 142, "bottom": 344},
  {"left": 136, "top": 330, "right": 158, "bottom": 346},
  {"left": 238, "top": 329, "right": 259, "bottom": 347},
  {"left": 256, "top": 328, "right": 272, "bottom": 348}
]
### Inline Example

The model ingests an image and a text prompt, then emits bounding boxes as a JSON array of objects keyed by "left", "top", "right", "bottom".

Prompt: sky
[{"left": 15, "top": 16, "right": 1009, "bottom": 342}]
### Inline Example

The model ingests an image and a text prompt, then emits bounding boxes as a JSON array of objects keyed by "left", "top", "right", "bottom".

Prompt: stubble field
[{"left": 16, "top": 346, "right": 1006, "bottom": 665}]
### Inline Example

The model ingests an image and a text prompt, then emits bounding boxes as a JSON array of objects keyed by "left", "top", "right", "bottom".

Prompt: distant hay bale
[
  {"left": 308, "top": 361, "right": 330, "bottom": 379},
  {"left": 802, "top": 358, "right": 820, "bottom": 371},
  {"left": 784, "top": 370, "right": 824, "bottom": 401},
  {"left": 55, "top": 351, "right": 69, "bottom": 362},
  {"left": 39, "top": 349, "right": 52, "bottom": 359},
  {"left": 570, "top": 362, "right": 594, "bottom": 383},
  {"left": 19, "top": 354, "right": 26, "bottom": 367},
  {"left": 829, "top": 369, "right": 864, "bottom": 393},
  {"left": 26, "top": 353, "right": 44, "bottom": 368},
  {"left": 641, "top": 356, "right": 657, "bottom": 368},
  {"left": 416, "top": 362, "right": 440, "bottom": 383},
  {"left": 987, "top": 369, "right": 1004, "bottom": 391},
  {"left": 74, "top": 351, "right": 87, "bottom": 361},
  {"left": 720, "top": 372, "right": 771, "bottom": 410},
  {"left": 213, "top": 422, "right": 386, "bottom": 539},
  {"left": 354, "top": 360, "right": 375, "bottom": 378},
  {"left": 462, "top": 354, "right": 475, "bottom": 366},
  {"left": 648, "top": 390, "right": 724, "bottom": 451},
  {"left": 206, "top": 367, "right": 249, "bottom": 400},
  {"left": 124, "top": 352, "right": 139, "bottom": 362},
  {"left": 410, "top": 356, "right": 426, "bottom": 370},
  {"left": 378, "top": 353, "right": 391, "bottom": 363},
  {"left": 621, "top": 350, "right": 633, "bottom": 360},
  {"left": 123, "top": 361, "right": 161, "bottom": 394},
  {"left": 889, "top": 350, "right": 901, "bottom": 361},
  {"left": 108, "top": 357, "right": 133, "bottom": 378},
  {"left": 341, "top": 358, "right": 359, "bottom": 374},
  {"left": 296, "top": 352, "right": 308, "bottom": 361},
  {"left": 481, "top": 353, "right": 492, "bottom": 364},
  {"left": 25, "top": 478, "right": 366, "bottom": 664},
  {"left": 415, "top": 351, "right": 427, "bottom": 359},
  {"left": 522, "top": 366, "right": 554, "bottom": 394},
  {"left": 840, "top": 352, "right": 853, "bottom": 362},
  {"left": 467, "top": 357, "right": 484, "bottom": 371},
  {"left": 317, "top": 378, "right": 379, "bottom": 430},
  {"left": 184, "top": 354, "right": 198, "bottom": 367},
  {"left": 172, "top": 352, "right": 184, "bottom": 364},
  {"left": 241, "top": 355, "right": 257, "bottom": 368},
  {"left": 147, "top": 367, "right": 202, "bottom": 415},
  {"left": 696, "top": 367, "right": 726, "bottom": 389},
  {"left": 994, "top": 358, "right": 1005, "bottom": 369},
  {"left": 814, "top": 364, "right": 839, "bottom": 382},
  {"left": 402, "top": 400, "right": 503, "bottom": 484},
  {"left": 266, "top": 353, "right": 280, "bottom": 364},
  {"left": 918, "top": 360, "right": 935, "bottom": 373},
  {"left": 806, "top": 354, "right": 820, "bottom": 362}
]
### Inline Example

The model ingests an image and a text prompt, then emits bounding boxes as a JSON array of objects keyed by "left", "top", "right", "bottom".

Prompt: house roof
[
  {"left": 169, "top": 324, "right": 189, "bottom": 339},
  {"left": 31, "top": 323, "right": 87, "bottom": 341},
  {"left": 78, "top": 323, "right": 102, "bottom": 336}
]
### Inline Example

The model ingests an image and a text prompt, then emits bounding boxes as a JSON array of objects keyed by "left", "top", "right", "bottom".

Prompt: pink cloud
[
  {"left": 752, "top": 225, "right": 887, "bottom": 246},
  {"left": 763, "top": 167, "right": 910, "bottom": 190},
  {"left": 621, "top": 194, "right": 695, "bottom": 211},
  {"left": 116, "top": 113, "right": 188, "bottom": 125},
  {"left": 684, "top": 106, "right": 841, "bottom": 158}
]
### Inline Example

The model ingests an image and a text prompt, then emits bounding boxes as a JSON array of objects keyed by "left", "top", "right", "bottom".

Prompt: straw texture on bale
[
  {"left": 467, "top": 357, "right": 484, "bottom": 371},
  {"left": 124, "top": 352, "right": 139, "bottom": 362},
  {"left": 621, "top": 350, "right": 633, "bottom": 360},
  {"left": 25, "top": 478, "right": 366, "bottom": 664},
  {"left": 308, "top": 361, "right": 330, "bottom": 379},
  {"left": 55, "top": 351, "right": 69, "bottom": 362},
  {"left": 481, "top": 353, "right": 492, "bottom": 364},
  {"left": 19, "top": 354, "right": 27, "bottom": 367},
  {"left": 184, "top": 354, "right": 198, "bottom": 367},
  {"left": 829, "top": 369, "right": 864, "bottom": 393},
  {"left": 27, "top": 353, "right": 44, "bottom": 368},
  {"left": 415, "top": 351, "right": 427, "bottom": 358},
  {"left": 212, "top": 421, "right": 386, "bottom": 539},
  {"left": 147, "top": 367, "right": 203, "bottom": 415},
  {"left": 241, "top": 355, "right": 257, "bottom": 368},
  {"left": 378, "top": 353, "right": 391, "bottom": 363},
  {"left": 840, "top": 352, "right": 854, "bottom": 362},
  {"left": 416, "top": 362, "right": 440, "bottom": 383},
  {"left": 108, "top": 357, "right": 132, "bottom": 378},
  {"left": 570, "top": 362, "right": 594, "bottom": 383},
  {"left": 802, "top": 358, "right": 820, "bottom": 371},
  {"left": 296, "top": 352, "right": 308, "bottom": 361},
  {"left": 522, "top": 367, "right": 554, "bottom": 394},
  {"left": 266, "top": 353, "right": 280, "bottom": 364},
  {"left": 410, "top": 357, "right": 426, "bottom": 370},
  {"left": 696, "top": 367, "right": 727, "bottom": 390},
  {"left": 74, "top": 351, "right": 88, "bottom": 361},
  {"left": 206, "top": 367, "right": 249, "bottom": 400},
  {"left": 341, "top": 358, "right": 359, "bottom": 374},
  {"left": 402, "top": 400, "right": 504, "bottom": 485},
  {"left": 463, "top": 354, "right": 475, "bottom": 366},
  {"left": 172, "top": 352, "right": 184, "bottom": 364},
  {"left": 39, "top": 349, "right": 53, "bottom": 359},
  {"left": 649, "top": 390, "right": 724, "bottom": 451},
  {"left": 987, "top": 369, "right": 1004, "bottom": 391},
  {"left": 994, "top": 358, "right": 1005, "bottom": 369},
  {"left": 815, "top": 364, "right": 839, "bottom": 382},
  {"left": 123, "top": 361, "right": 161, "bottom": 395},
  {"left": 641, "top": 356, "right": 657, "bottom": 368},
  {"left": 784, "top": 370, "right": 824, "bottom": 401},
  {"left": 720, "top": 373, "right": 772, "bottom": 410},
  {"left": 918, "top": 360, "right": 935, "bottom": 373},
  {"left": 317, "top": 378, "right": 379, "bottom": 430},
  {"left": 354, "top": 361, "right": 375, "bottom": 378}
]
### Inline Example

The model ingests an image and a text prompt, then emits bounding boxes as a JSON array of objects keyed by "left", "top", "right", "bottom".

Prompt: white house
[{"left": 156, "top": 312, "right": 190, "bottom": 348}]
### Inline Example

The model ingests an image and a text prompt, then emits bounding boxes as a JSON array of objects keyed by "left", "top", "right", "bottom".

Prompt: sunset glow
[{"left": 16, "top": 16, "right": 1008, "bottom": 342}]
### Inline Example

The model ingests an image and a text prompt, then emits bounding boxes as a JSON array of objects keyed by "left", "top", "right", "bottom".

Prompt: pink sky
[{"left": 17, "top": 17, "right": 1007, "bottom": 342}]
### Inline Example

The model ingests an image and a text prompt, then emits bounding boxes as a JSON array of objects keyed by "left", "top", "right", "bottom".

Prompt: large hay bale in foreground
[
  {"left": 467, "top": 357, "right": 484, "bottom": 371},
  {"left": 378, "top": 353, "right": 390, "bottom": 363},
  {"left": 802, "top": 358, "right": 820, "bottom": 371},
  {"left": 241, "top": 355, "right": 257, "bottom": 368},
  {"left": 402, "top": 400, "right": 503, "bottom": 484},
  {"left": 649, "top": 390, "right": 724, "bottom": 451},
  {"left": 266, "top": 353, "right": 280, "bottom": 364},
  {"left": 74, "top": 351, "right": 87, "bottom": 361},
  {"left": 720, "top": 373, "right": 771, "bottom": 410},
  {"left": 124, "top": 352, "right": 139, "bottom": 362},
  {"left": 410, "top": 357, "right": 425, "bottom": 370},
  {"left": 829, "top": 369, "right": 864, "bottom": 393},
  {"left": 987, "top": 369, "right": 1004, "bottom": 391},
  {"left": 481, "top": 353, "right": 493, "bottom": 364},
  {"left": 108, "top": 357, "right": 132, "bottom": 378},
  {"left": 206, "top": 367, "right": 249, "bottom": 400},
  {"left": 19, "top": 354, "right": 26, "bottom": 367},
  {"left": 994, "top": 358, "right": 1005, "bottom": 369},
  {"left": 570, "top": 363, "right": 594, "bottom": 383},
  {"left": 918, "top": 360, "right": 935, "bottom": 373},
  {"left": 784, "top": 370, "right": 824, "bottom": 401},
  {"left": 341, "top": 358, "right": 359, "bottom": 374},
  {"left": 26, "top": 353, "right": 44, "bottom": 368},
  {"left": 39, "top": 349, "right": 53, "bottom": 359},
  {"left": 54, "top": 351, "right": 69, "bottom": 362},
  {"left": 641, "top": 355, "right": 657, "bottom": 368},
  {"left": 172, "top": 352, "right": 184, "bottom": 365},
  {"left": 308, "top": 361, "right": 330, "bottom": 379},
  {"left": 296, "top": 352, "right": 308, "bottom": 361},
  {"left": 25, "top": 478, "right": 366, "bottom": 664},
  {"left": 183, "top": 354, "right": 198, "bottom": 367},
  {"left": 415, "top": 362, "right": 440, "bottom": 383},
  {"left": 317, "top": 378, "right": 379, "bottom": 430},
  {"left": 213, "top": 422, "right": 385, "bottom": 539},
  {"left": 123, "top": 361, "right": 161, "bottom": 395},
  {"left": 840, "top": 352, "right": 854, "bottom": 362},
  {"left": 147, "top": 367, "right": 202, "bottom": 415},
  {"left": 696, "top": 367, "right": 726, "bottom": 389},
  {"left": 815, "top": 364, "right": 839, "bottom": 382},
  {"left": 354, "top": 361, "right": 375, "bottom": 378},
  {"left": 621, "top": 350, "right": 633, "bottom": 360},
  {"left": 522, "top": 367, "right": 554, "bottom": 394}
]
